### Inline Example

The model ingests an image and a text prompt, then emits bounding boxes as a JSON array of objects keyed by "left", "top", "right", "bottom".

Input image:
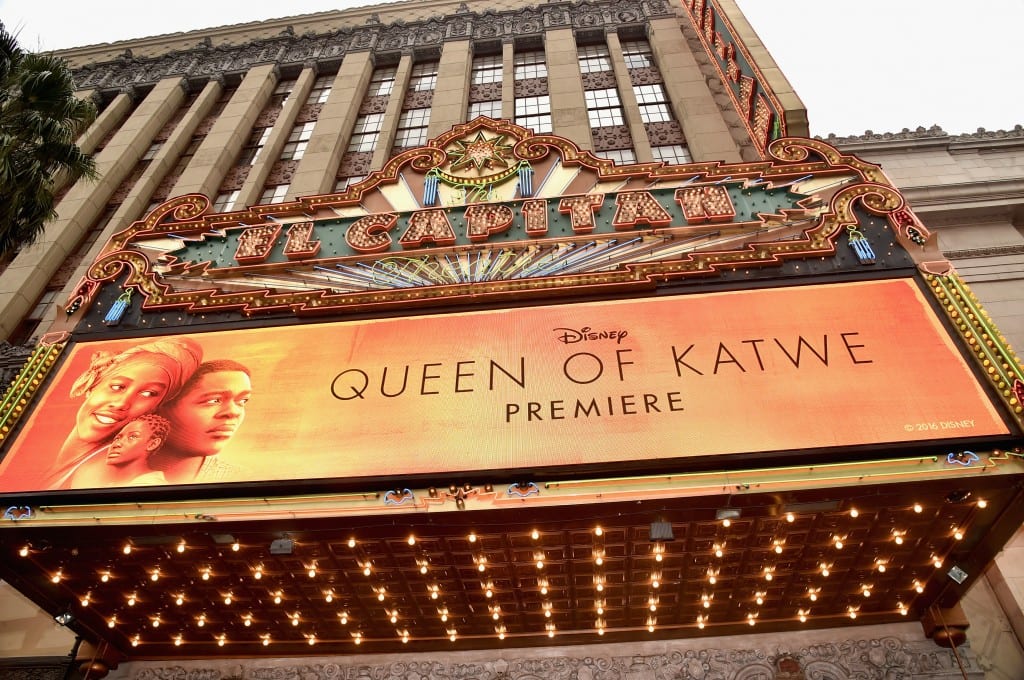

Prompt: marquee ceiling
[{"left": 4, "top": 454, "right": 1022, "bottom": 660}]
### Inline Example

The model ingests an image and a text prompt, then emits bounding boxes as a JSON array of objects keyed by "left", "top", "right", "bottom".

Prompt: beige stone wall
[{"left": 0, "top": 582, "right": 75, "bottom": 659}]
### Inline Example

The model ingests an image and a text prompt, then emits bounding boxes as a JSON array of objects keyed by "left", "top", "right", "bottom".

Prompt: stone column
[
  {"left": 371, "top": 52, "right": 414, "bottom": 169},
  {"left": 74, "top": 90, "right": 132, "bottom": 155},
  {"left": 545, "top": 29, "right": 591, "bottom": 148},
  {"left": 427, "top": 40, "right": 472, "bottom": 139},
  {"left": 171, "top": 63, "right": 279, "bottom": 199},
  {"left": 237, "top": 66, "right": 317, "bottom": 206},
  {"left": 290, "top": 52, "right": 374, "bottom": 198},
  {"left": 0, "top": 77, "right": 188, "bottom": 340},
  {"left": 501, "top": 40, "right": 515, "bottom": 121},
  {"left": 647, "top": 17, "right": 740, "bottom": 162},
  {"left": 606, "top": 31, "right": 653, "bottom": 162}
]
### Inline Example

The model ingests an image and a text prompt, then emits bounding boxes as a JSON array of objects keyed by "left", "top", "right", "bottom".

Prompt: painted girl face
[
  {"left": 162, "top": 371, "right": 251, "bottom": 457},
  {"left": 74, "top": 359, "right": 173, "bottom": 445},
  {"left": 106, "top": 420, "right": 162, "bottom": 467}
]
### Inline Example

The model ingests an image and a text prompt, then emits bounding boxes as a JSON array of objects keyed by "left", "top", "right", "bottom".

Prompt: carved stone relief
[
  {"left": 645, "top": 120, "right": 685, "bottom": 145},
  {"left": 581, "top": 71, "right": 617, "bottom": 90},
  {"left": 338, "top": 151, "right": 372, "bottom": 177},
  {"left": 592, "top": 124, "right": 633, "bottom": 151},
  {"left": 359, "top": 95, "right": 390, "bottom": 115},
  {"left": 468, "top": 82, "right": 502, "bottom": 103},
  {"left": 513, "top": 78, "right": 548, "bottom": 98},
  {"left": 110, "top": 634, "right": 984, "bottom": 680},
  {"left": 628, "top": 66, "right": 664, "bottom": 86}
]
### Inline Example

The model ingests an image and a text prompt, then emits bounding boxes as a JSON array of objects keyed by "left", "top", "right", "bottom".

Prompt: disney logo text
[{"left": 553, "top": 326, "right": 629, "bottom": 345}]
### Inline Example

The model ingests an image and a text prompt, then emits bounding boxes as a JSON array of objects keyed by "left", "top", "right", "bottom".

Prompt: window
[
  {"left": 652, "top": 145, "right": 692, "bottom": 164},
  {"left": 368, "top": 66, "right": 397, "bottom": 97},
  {"left": 142, "top": 142, "right": 162, "bottom": 161},
  {"left": 621, "top": 40, "right": 655, "bottom": 69},
  {"left": 306, "top": 75, "right": 333, "bottom": 104},
  {"left": 213, "top": 190, "right": 240, "bottom": 212},
  {"left": 514, "top": 51, "right": 547, "bottom": 80},
  {"left": 259, "top": 184, "right": 290, "bottom": 204},
  {"left": 584, "top": 88, "right": 625, "bottom": 127},
  {"left": 471, "top": 54, "right": 503, "bottom": 84},
  {"left": 281, "top": 122, "right": 316, "bottom": 160},
  {"left": 335, "top": 175, "right": 367, "bottom": 192},
  {"left": 409, "top": 62, "right": 439, "bottom": 92},
  {"left": 394, "top": 108, "right": 431, "bottom": 147},
  {"left": 348, "top": 113, "right": 384, "bottom": 152},
  {"left": 271, "top": 78, "right": 297, "bottom": 107},
  {"left": 240, "top": 127, "right": 273, "bottom": 165},
  {"left": 578, "top": 44, "right": 612, "bottom": 74},
  {"left": 515, "top": 95, "right": 551, "bottom": 134},
  {"left": 468, "top": 100, "right": 502, "bottom": 120},
  {"left": 634, "top": 84, "right": 673, "bottom": 123},
  {"left": 170, "top": 135, "right": 202, "bottom": 176},
  {"left": 599, "top": 148, "right": 637, "bottom": 165}
]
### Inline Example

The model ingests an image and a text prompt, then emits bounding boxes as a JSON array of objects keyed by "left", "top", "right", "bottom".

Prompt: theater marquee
[{"left": 0, "top": 279, "right": 1008, "bottom": 493}]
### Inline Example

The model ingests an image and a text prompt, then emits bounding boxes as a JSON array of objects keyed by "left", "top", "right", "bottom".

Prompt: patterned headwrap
[{"left": 69, "top": 338, "right": 203, "bottom": 404}]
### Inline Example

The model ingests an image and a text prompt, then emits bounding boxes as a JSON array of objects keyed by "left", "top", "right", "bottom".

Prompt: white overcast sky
[{"left": 2, "top": 0, "right": 1021, "bottom": 137}]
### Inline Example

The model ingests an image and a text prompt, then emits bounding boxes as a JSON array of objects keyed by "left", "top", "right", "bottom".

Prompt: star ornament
[{"left": 447, "top": 131, "right": 514, "bottom": 174}]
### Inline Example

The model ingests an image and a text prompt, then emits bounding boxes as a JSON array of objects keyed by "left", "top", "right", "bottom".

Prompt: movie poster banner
[{"left": 0, "top": 279, "right": 1010, "bottom": 493}]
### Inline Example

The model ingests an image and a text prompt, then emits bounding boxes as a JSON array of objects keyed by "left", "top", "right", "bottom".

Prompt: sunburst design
[{"left": 447, "top": 131, "right": 514, "bottom": 176}]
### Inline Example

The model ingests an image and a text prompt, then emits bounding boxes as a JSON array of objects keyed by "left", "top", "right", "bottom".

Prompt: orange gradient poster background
[{"left": 0, "top": 279, "right": 1010, "bottom": 492}]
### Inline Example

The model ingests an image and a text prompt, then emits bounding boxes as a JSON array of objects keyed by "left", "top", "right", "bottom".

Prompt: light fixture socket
[
  {"left": 269, "top": 538, "right": 294, "bottom": 555},
  {"left": 947, "top": 566, "right": 969, "bottom": 584}
]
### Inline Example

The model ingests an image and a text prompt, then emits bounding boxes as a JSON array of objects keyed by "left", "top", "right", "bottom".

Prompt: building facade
[{"left": 0, "top": 2, "right": 1022, "bottom": 679}]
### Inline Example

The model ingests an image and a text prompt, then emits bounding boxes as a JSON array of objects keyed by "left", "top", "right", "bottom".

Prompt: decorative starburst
[{"left": 447, "top": 131, "right": 514, "bottom": 174}]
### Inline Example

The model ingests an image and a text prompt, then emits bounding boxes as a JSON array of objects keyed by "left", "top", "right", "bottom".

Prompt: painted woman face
[
  {"left": 74, "top": 359, "right": 173, "bottom": 445},
  {"left": 162, "top": 371, "right": 252, "bottom": 457}
]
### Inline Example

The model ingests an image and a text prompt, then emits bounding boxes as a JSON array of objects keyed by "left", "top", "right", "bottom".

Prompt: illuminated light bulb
[
  {"left": 547, "top": 625, "right": 556, "bottom": 637},
  {"left": 539, "top": 579, "right": 549, "bottom": 596},
  {"left": 177, "top": 541, "right": 186, "bottom": 553},
  {"left": 197, "top": 615, "right": 206, "bottom": 627},
  {"left": 390, "top": 611, "right": 398, "bottom": 624},
  {"left": 595, "top": 555, "right": 604, "bottom": 566},
  {"left": 325, "top": 592, "right": 333, "bottom": 603},
  {"left": 820, "top": 563, "right": 830, "bottom": 577},
  {"left": 292, "top": 618, "right": 299, "bottom": 627},
  {"left": 597, "top": 628, "right": 605, "bottom": 636},
  {"left": 478, "top": 563, "right": 487, "bottom": 573},
  {"left": 531, "top": 529, "right": 539, "bottom": 540},
  {"left": 243, "top": 616, "right": 252, "bottom": 627},
  {"left": 697, "top": 617, "right": 706, "bottom": 629},
  {"left": 123, "top": 544, "right": 132, "bottom": 555},
  {"left": 254, "top": 567, "right": 263, "bottom": 580},
  {"left": 18, "top": 545, "right": 29, "bottom": 557},
  {"left": 224, "top": 594, "right": 233, "bottom": 606},
  {"left": 498, "top": 630, "right": 506, "bottom": 640},
  {"left": 786, "top": 513, "right": 795, "bottom": 523},
  {"left": 834, "top": 539, "right": 844, "bottom": 550},
  {"left": 655, "top": 552, "right": 663, "bottom": 563},
  {"left": 714, "top": 544, "right": 723, "bottom": 558},
  {"left": 747, "top": 615, "right": 756, "bottom": 626},
  {"left": 217, "top": 637, "right": 226, "bottom": 647},
  {"left": 774, "top": 544, "right": 783, "bottom": 555},
  {"left": 810, "top": 593, "right": 818, "bottom": 602},
  {"left": 755, "top": 594, "right": 764, "bottom": 606},
  {"left": 363, "top": 565, "right": 372, "bottom": 576},
  {"left": 468, "top": 532, "right": 477, "bottom": 543},
  {"left": 408, "top": 535, "right": 416, "bottom": 546},
  {"left": 799, "top": 610, "right": 808, "bottom": 623},
  {"left": 175, "top": 594, "right": 184, "bottom": 606},
  {"left": 954, "top": 530, "right": 964, "bottom": 541},
  {"left": 933, "top": 557, "right": 943, "bottom": 568},
  {"left": 273, "top": 592, "right": 282, "bottom": 605},
  {"left": 262, "top": 636, "right": 270, "bottom": 646},
  {"left": 308, "top": 635, "right": 317, "bottom": 646},
  {"left": 174, "top": 636, "right": 183, "bottom": 647},
  {"left": 913, "top": 503, "right": 923, "bottom": 513},
  {"left": 131, "top": 636, "right": 140, "bottom": 647},
  {"left": 863, "top": 587, "right": 872, "bottom": 597},
  {"left": 201, "top": 568, "right": 210, "bottom": 581},
  {"left": 354, "top": 633, "right": 362, "bottom": 645},
  {"left": 978, "top": 499, "right": 988, "bottom": 509},
  {"left": 722, "top": 519, "right": 731, "bottom": 528},
  {"left": 308, "top": 567, "right": 316, "bottom": 578},
  {"left": 764, "top": 570, "right": 773, "bottom": 582},
  {"left": 849, "top": 609, "right": 858, "bottom": 619},
  {"left": 347, "top": 538, "right": 356, "bottom": 548},
  {"left": 107, "top": 617, "right": 116, "bottom": 628},
  {"left": 440, "top": 610, "right": 449, "bottom": 623},
  {"left": 340, "top": 612, "right": 349, "bottom": 625},
  {"left": 50, "top": 571, "right": 62, "bottom": 584},
  {"left": 378, "top": 592, "right": 386, "bottom": 602},
  {"left": 595, "top": 526, "right": 603, "bottom": 536},
  {"left": 81, "top": 594, "right": 91, "bottom": 607},
  {"left": 400, "top": 630, "right": 409, "bottom": 643},
  {"left": 101, "top": 573, "right": 110, "bottom": 583},
  {"left": 894, "top": 534, "right": 904, "bottom": 545},
  {"left": 850, "top": 508, "right": 859, "bottom": 518},
  {"left": 449, "top": 630, "right": 457, "bottom": 642},
  {"left": 151, "top": 570, "right": 160, "bottom": 582},
  {"left": 127, "top": 594, "right": 137, "bottom": 607},
  {"left": 152, "top": 618, "right": 160, "bottom": 628},
  {"left": 915, "top": 581, "right": 925, "bottom": 593},
  {"left": 485, "top": 586, "right": 493, "bottom": 598},
  {"left": 647, "top": 622, "right": 655, "bottom": 633},
  {"left": 231, "top": 542, "right": 240, "bottom": 552},
  {"left": 877, "top": 562, "right": 887, "bottom": 573}
]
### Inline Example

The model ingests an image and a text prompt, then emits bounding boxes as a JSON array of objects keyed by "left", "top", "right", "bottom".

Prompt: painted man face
[
  {"left": 162, "top": 371, "right": 252, "bottom": 457},
  {"left": 75, "top": 359, "right": 172, "bottom": 445},
  {"left": 106, "top": 420, "right": 162, "bottom": 467}
]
